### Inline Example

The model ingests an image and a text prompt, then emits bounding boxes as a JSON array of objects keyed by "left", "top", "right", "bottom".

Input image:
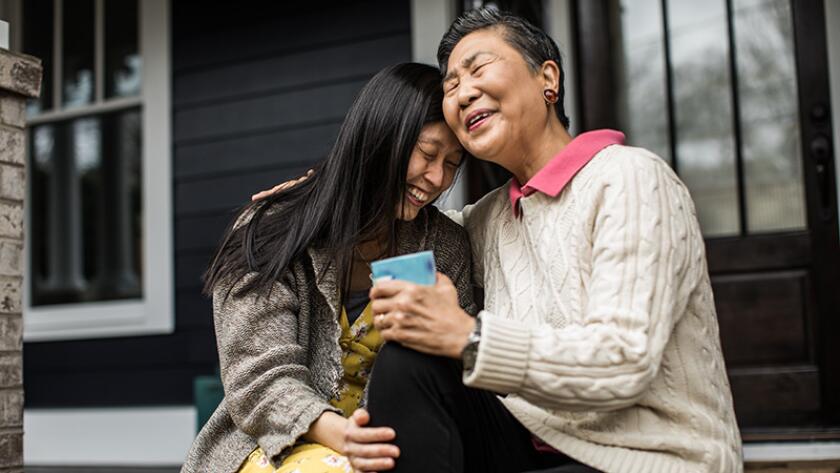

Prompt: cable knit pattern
[{"left": 457, "top": 145, "right": 742, "bottom": 473}]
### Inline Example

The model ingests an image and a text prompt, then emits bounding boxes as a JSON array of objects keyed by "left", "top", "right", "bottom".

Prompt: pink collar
[{"left": 509, "top": 129, "right": 625, "bottom": 216}]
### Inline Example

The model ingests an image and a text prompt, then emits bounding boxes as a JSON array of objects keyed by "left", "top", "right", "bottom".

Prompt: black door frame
[
  {"left": 574, "top": 0, "right": 840, "bottom": 436},
  {"left": 793, "top": 0, "right": 840, "bottom": 429}
]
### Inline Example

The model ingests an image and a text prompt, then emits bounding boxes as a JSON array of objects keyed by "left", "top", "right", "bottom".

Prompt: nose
[
  {"left": 457, "top": 78, "right": 479, "bottom": 110},
  {"left": 424, "top": 160, "right": 445, "bottom": 189}
]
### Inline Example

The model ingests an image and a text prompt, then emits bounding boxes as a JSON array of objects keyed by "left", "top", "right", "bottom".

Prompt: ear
[{"left": 539, "top": 59, "right": 561, "bottom": 92}]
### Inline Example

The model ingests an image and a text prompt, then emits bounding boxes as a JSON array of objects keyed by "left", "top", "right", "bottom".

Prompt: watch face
[
  {"left": 462, "top": 316, "right": 481, "bottom": 371},
  {"left": 462, "top": 346, "right": 478, "bottom": 372}
]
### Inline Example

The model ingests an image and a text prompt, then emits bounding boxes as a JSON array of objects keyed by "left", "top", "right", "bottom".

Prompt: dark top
[{"left": 345, "top": 289, "right": 370, "bottom": 325}]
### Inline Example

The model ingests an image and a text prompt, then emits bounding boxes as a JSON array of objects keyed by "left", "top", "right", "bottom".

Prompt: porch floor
[
  {"left": 25, "top": 468, "right": 179, "bottom": 473},
  {"left": 746, "top": 460, "right": 840, "bottom": 472},
  {"left": 22, "top": 462, "right": 840, "bottom": 473}
]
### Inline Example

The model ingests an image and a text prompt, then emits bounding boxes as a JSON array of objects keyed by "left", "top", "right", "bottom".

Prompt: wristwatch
[{"left": 460, "top": 314, "right": 482, "bottom": 373}]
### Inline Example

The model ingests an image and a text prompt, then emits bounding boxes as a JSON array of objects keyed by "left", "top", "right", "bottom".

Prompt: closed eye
[
  {"left": 472, "top": 61, "right": 491, "bottom": 75},
  {"left": 418, "top": 146, "right": 437, "bottom": 159}
]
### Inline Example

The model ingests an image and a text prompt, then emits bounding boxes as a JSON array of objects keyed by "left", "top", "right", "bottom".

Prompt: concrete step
[{"left": 745, "top": 460, "right": 840, "bottom": 472}]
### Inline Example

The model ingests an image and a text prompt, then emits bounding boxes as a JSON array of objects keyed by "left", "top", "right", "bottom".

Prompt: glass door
[{"left": 581, "top": 0, "right": 840, "bottom": 437}]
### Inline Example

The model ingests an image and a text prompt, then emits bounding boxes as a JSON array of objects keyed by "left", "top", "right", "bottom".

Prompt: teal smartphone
[{"left": 371, "top": 251, "right": 436, "bottom": 286}]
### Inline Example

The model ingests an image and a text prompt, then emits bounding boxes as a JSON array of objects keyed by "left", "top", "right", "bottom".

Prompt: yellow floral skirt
[
  {"left": 239, "top": 444, "right": 352, "bottom": 473},
  {"left": 237, "top": 302, "right": 382, "bottom": 473}
]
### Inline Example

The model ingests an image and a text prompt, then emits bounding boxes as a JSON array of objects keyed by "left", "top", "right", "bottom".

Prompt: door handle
[{"left": 810, "top": 134, "right": 834, "bottom": 221}]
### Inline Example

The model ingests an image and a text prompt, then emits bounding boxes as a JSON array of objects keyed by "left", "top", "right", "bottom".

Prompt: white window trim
[
  {"left": 412, "top": 0, "right": 467, "bottom": 211},
  {"left": 743, "top": 441, "right": 840, "bottom": 462},
  {"left": 24, "top": 406, "right": 195, "bottom": 466},
  {"left": 826, "top": 0, "right": 840, "bottom": 236},
  {"left": 544, "top": 0, "right": 579, "bottom": 136},
  {"left": 410, "top": 0, "right": 455, "bottom": 66},
  {"left": 22, "top": 0, "right": 173, "bottom": 341}
]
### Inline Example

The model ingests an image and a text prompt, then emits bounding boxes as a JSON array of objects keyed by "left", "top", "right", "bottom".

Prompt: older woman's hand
[
  {"left": 370, "top": 273, "right": 475, "bottom": 359},
  {"left": 343, "top": 409, "right": 400, "bottom": 472},
  {"left": 250, "top": 169, "right": 314, "bottom": 201}
]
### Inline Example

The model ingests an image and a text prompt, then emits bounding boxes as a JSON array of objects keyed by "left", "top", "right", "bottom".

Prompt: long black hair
[{"left": 204, "top": 63, "right": 448, "bottom": 299}]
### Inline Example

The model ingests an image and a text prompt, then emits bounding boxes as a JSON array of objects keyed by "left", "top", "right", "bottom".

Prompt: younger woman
[{"left": 181, "top": 63, "right": 477, "bottom": 473}]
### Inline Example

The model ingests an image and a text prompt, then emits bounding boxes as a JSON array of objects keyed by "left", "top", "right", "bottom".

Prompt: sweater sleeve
[
  {"left": 431, "top": 211, "right": 479, "bottom": 316},
  {"left": 443, "top": 203, "right": 486, "bottom": 288},
  {"left": 463, "top": 153, "right": 698, "bottom": 411},
  {"left": 213, "top": 272, "right": 340, "bottom": 462}
]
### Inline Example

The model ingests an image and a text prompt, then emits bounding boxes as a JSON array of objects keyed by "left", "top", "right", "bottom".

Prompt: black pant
[{"left": 366, "top": 343, "right": 602, "bottom": 473}]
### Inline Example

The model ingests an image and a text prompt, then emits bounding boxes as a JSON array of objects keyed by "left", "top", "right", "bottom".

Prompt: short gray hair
[{"left": 437, "top": 8, "right": 570, "bottom": 129}]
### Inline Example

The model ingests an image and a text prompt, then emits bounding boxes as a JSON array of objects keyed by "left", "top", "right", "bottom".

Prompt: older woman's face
[{"left": 442, "top": 29, "right": 547, "bottom": 162}]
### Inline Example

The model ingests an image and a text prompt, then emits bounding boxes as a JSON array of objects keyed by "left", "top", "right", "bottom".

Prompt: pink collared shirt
[{"left": 509, "top": 129, "right": 626, "bottom": 216}]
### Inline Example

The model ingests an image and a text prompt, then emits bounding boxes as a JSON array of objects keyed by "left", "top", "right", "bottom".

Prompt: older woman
[{"left": 359, "top": 8, "right": 743, "bottom": 473}]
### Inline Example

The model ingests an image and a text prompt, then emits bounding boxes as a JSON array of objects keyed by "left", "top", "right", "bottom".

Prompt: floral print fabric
[{"left": 238, "top": 301, "right": 382, "bottom": 473}]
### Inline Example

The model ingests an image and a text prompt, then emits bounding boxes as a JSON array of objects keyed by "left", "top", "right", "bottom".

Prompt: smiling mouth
[
  {"left": 465, "top": 110, "right": 494, "bottom": 132},
  {"left": 406, "top": 186, "right": 430, "bottom": 207}
]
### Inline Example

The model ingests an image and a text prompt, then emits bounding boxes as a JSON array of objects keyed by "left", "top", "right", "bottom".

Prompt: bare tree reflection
[{"left": 615, "top": 0, "right": 804, "bottom": 235}]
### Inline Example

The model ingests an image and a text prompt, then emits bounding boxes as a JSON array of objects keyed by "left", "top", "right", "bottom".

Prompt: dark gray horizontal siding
[
  {"left": 174, "top": 79, "right": 370, "bottom": 143},
  {"left": 175, "top": 252, "right": 219, "bottom": 291},
  {"left": 172, "top": 1, "right": 409, "bottom": 73},
  {"left": 176, "top": 164, "right": 314, "bottom": 217},
  {"left": 174, "top": 35, "right": 409, "bottom": 108},
  {"left": 174, "top": 123, "right": 340, "bottom": 180},
  {"left": 24, "top": 0, "right": 412, "bottom": 407},
  {"left": 175, "top": 213, "right": 233, "bottom": 252}
]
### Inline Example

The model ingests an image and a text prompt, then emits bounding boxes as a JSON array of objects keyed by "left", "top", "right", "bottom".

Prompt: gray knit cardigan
[{"left": 181, "top": 206, "right": 477, "bottom": 472}]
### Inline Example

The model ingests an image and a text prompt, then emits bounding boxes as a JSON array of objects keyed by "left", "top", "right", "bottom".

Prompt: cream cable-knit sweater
[{"left": 449, "top": 145, "right": 742, "bottom": 473}]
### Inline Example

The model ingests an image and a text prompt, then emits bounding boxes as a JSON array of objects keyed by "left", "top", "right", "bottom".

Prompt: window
[
  {"left": 612, "top": 0, "right": 806, "bottom": 237},
  {"left": 15, "top": 0, "right": 172, "bottom": 341}
]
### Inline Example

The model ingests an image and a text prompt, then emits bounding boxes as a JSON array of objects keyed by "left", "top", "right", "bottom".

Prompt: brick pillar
[{"left": 0, "top": 49, "right": 41, "bottom": 473}]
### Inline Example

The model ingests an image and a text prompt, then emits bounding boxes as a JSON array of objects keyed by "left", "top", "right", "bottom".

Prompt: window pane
[
  {"left": 668, "top": 0, "right": 740, "bottom": 237},
  {"left": 76, "top": 117, "right": 103, "bottom": 287},
  {"left": 734, "top": 0, "right": 805, "bottom": 233},
  {"left": 31, "top": 119, "right": 86, "bottom": 305},
  {"left": 613, "top": 0, "right": 671, "bottom": 163},
  {"left": 99, "top": 110, "right": 143, "bottom": 296},
  {"left": 62, "top": 0, "right": 95, "bottom": 107},
  {"left": 31, "top": 125, "right": 56, "bottom": 283},
  {"left": 105, "top": 0, "right": 141, "bottom": 98},
  {"left": 30, "top": 109, "right": 143, "bottom": 306},
  {"left": 23, "top": 0, "right": 54, "bottom": 115}
]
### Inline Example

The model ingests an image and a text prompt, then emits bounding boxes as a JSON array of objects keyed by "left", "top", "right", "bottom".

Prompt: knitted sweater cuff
[{"left": 463, "top": 311, "right": 530, "bottom": 393}]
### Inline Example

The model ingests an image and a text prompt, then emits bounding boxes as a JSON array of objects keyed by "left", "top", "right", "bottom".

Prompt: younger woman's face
[{"left": 398, "top": 121, "right": 464, "bottom": 221}]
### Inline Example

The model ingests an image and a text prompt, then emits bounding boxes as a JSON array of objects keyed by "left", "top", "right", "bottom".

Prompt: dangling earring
[{"left": 543, "top": 89, "right": 558, "bottom": 104}]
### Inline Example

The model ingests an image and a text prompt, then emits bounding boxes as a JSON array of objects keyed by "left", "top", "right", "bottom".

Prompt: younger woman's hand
[{"left": 343, "top": 408, "right": 400, "bottom": 472}]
